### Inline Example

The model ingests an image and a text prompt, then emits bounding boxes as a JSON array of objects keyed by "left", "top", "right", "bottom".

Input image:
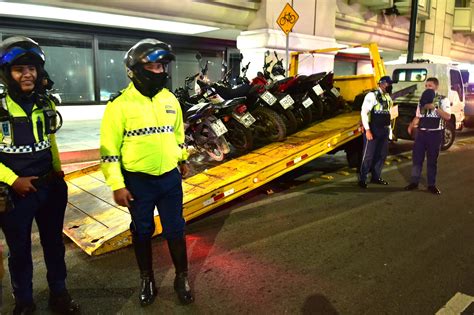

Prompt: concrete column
[
  {"left": 237, "top": 0, "right": 339, "bottom": 79},
  {"left": 416, "top": 0, "right": 455, "bottom": 59}
]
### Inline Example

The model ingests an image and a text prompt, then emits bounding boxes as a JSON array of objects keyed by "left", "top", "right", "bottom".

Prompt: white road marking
[{"left": 436, "top": 292, "right": 474, "bottom": 315}]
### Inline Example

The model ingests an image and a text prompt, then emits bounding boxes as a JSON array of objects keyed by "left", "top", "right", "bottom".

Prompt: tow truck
[{"left": 63, "top": 43, "right": 387, "bottom": 256}]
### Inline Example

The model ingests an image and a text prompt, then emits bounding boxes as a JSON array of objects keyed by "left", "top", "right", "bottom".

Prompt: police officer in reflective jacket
[
  {"left": 100, "top": 39, "right": 193, "bottom": 307},
  {"left": 358, "top": 76, "right": 394, "bottom": 188},
  {"left": 0, "top": 36, "right": 79, "bottom": 314},
  {"left": 405, "top": 77, "right": 451, "bottom": 194}
]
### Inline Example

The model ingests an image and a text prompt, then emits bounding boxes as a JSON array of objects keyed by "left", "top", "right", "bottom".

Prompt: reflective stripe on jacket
[{"left": 100, "top": 83, "right": 188, "bottom": 191}]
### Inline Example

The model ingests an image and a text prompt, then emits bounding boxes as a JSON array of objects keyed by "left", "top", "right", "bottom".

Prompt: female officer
[{"left": 0, "top": 36, "right": 79, "bottom": 314}]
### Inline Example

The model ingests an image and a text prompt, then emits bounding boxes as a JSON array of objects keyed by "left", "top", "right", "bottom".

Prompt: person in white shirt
[
  {"left": 358, "top": 76, "right": 394, "bottom": 188},
  {"left": 405, "top": 77, "right": 451, "bottom": 195}
]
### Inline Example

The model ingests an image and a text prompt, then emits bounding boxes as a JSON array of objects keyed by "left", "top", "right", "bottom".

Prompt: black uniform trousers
[
  {"left": 410, "top": 129, "right": 443, "bottom": 186},
  {"left": 123, "top": 168, "right": 185, "bottom": 242},
  {"left": 359, "top": 125, "right": 390, "bottom": 183},
  {"left": 0, "top": 177, "right": 68, "bottom": 303}
]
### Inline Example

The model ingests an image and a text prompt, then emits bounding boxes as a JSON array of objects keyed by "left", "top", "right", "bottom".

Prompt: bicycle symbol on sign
[{"left": 279, "top": 12, "right": 296, "bottom": 26}]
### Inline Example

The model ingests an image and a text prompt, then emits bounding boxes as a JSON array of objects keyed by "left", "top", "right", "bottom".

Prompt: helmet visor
[
  {"left": 0, "top": 46, "right": 45, "bottom": 66},
  {"left": 143, "top": 49, "right": 175, "bottom": 64}
]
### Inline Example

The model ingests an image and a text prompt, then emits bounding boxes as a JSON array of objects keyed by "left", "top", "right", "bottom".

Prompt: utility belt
[
  {"left": 122, "top": 168, "right": 175, "bottom": 181},
  {"left": 31, "top": 170, "right": 58, "bottom": 188},
  {"left": 0, "top": 170, "right": 58, "bottom": 213}
]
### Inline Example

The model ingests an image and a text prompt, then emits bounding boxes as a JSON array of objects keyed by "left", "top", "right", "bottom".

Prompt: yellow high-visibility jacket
[
  {"left": 0, "top": 94, "right": 61, "bottom": 185},
  {"left": 100, "top": 83, "right": 188, "bottom": 191}
]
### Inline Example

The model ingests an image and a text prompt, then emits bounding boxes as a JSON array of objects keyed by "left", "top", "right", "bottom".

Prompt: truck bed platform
[{"left": 63, "top": 111, "right": 362, "bottom": 256}]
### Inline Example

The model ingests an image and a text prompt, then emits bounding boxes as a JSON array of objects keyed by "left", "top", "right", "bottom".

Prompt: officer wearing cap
[
  {"left": 358, "top": 75, "right": 394, "bottom": 188},
  {"left": 100, "top": 38, "right": 193, "bottom": 307},
  {"left": 405, "top": 77, "right": 451, "bottom": 194},
  {"left": 0, "top": 36, "right": 79, "bottom": 314}
]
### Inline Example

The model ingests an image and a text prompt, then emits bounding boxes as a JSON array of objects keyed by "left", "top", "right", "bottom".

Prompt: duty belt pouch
[
  {"left": 43, "top": 108, "right": 58, "bottom": 134},
  {"left": 0, "top": 182, "right": 13, "bottom": 213}
]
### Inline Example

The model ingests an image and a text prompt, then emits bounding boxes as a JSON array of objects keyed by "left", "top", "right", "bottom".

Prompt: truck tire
[{"left": 441, "top": 121, "right": 455, "bottom": 151}]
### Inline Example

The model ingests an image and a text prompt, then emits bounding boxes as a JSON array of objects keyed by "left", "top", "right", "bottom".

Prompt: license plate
[
  {"left": 260, "top": 91, "right": 277, "bottom": 106},
  {"left": 312, "top": 84, "right": 324, "bottom": 96},
  {"left": 330, "top": 87, "right": 340, "bottom": 97},
  {"left": 233, "top": 112, "right": 256, "bottom": 128},
  {"left": 279, "top": 94, "right": 294, "bottom": 109},
  {"left": 210, "top": 119, "right": 228, "bottom": 137},
  {"left": 302, "top": 97, "right": 313, "bottom": 108}
]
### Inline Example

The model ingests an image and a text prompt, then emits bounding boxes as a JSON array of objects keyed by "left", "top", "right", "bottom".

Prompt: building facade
[{"left": 1, "top": 0, "right": 473, "bottom": 120}]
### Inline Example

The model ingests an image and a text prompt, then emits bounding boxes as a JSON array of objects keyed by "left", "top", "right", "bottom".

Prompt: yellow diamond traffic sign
[{"left": 277, "top": 3, "right": 299, "bottom": 35}]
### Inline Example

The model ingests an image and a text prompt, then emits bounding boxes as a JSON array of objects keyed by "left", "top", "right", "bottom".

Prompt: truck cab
[{"left": 386, "top": 62, "right": 465, "bottom": 150}]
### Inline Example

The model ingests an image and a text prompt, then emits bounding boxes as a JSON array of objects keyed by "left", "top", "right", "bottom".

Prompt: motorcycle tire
[
  {"left": 204, "top": 136, "right": 229, "bottom": 162},
  {"left": 280, "top": 109, "right": 298, "bottom": 135},
  {"left": 226, "top": 119, "right": 254, "bottom": 153},
  {"left": 293, "top": 105, "right": 312, "bottom": 129},
  {"left": 309, "top": 96, "right": 324, "bottom": 121},
  {"left": 252, "top": 107, "right": 287, "bottom": 142}
]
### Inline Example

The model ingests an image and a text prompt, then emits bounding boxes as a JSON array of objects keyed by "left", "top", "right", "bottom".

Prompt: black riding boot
[
  {"left": 167, "top": 237, "right": 195, "bottom": 305},
  {"left": 133, "top": 238, "right": 157, "bottom": 306}
]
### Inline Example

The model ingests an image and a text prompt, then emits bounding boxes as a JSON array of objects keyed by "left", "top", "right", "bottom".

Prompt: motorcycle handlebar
[{"left": 185, "top": 73, "right": 200, "bottom": 83}]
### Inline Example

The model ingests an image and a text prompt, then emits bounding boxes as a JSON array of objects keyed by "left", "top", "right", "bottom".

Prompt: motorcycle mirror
[
  {"left": 265, "top": 50, "right": 270, "bottom": 57},
  {"left": 195, "top": 53, "right": 202, "bottom": 61},
  {"left": 274, "top": 51, "right": 278, "bottom": 59},
  {"left": 239, "top": 53, "right": 244, "bottom": 61}
]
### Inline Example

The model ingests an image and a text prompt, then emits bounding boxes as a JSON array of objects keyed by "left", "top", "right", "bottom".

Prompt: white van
[{"left": 386, "top": 62, "right": 466, "bottom": 150}]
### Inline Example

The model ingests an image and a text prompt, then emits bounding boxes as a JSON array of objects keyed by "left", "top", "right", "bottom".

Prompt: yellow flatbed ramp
[{"left": 64, "top": 112, "right": 362, "bottom": 256}]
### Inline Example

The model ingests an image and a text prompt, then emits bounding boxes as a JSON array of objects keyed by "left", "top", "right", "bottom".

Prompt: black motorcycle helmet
[
  {"left": 0, "top": 36, "right": 45, "bottom": 92},
  {"left": 271, "top": 62, "right": 285, "bottom": 77},
  {"left": 124, "top": 38, "right": 175, "bottom": 97}
]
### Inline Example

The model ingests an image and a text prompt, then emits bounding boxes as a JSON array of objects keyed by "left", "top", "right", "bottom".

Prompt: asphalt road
[{"left": 1, "top": 130, "right": 474, "bottom": 314}]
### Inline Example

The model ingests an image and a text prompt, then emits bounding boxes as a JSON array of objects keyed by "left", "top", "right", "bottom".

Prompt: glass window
[
  {"left": 0, "top": 33, "right": 94, "bottom": 104},
  {"left": 450, "top": 69, "right": 464, "bottom": 100},
  {"left": 334, "top": 60, "right": 357, "bottom": 76},
  {"left": 98, "top": 39, "right": 135, "bottom": 102},
  {"left": 392, "top": 68, "right": 428, "bottom": 82},
  {"left": 170, "top": 51, "right": 223, "bottom": 94}
]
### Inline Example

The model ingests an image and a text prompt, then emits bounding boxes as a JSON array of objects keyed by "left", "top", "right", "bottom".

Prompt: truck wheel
[{"left": 441, "top": 122, "right": 455, "bottom": 151}]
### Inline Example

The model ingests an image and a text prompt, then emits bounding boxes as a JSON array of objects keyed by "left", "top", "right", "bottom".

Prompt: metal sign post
[{"left": 277, "top": 3, "right": 299, "bottom": 75}]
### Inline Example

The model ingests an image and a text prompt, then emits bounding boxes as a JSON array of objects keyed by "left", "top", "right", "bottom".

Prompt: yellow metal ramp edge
[{"left": 63, "top": 112, "right": 362, "bottom": 255}]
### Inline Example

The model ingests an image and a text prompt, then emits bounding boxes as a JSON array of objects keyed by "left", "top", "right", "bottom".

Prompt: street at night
[{"left": 2, "top": 130, "right": 473, "bottom": 314}]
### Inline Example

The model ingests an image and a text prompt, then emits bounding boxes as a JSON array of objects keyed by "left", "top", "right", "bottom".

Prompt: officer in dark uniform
[
  {"left": 358, "top": 76, "right": 394, "bottom": 188},
  {"left": 100, "top": 39, "right": 193, "bottom": 307},
  {"left": 0, "top": 36, "right": 79, "bottom": 314},
  {"left": 405, "top": 77, "right": 451, "bottom": 194}
]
